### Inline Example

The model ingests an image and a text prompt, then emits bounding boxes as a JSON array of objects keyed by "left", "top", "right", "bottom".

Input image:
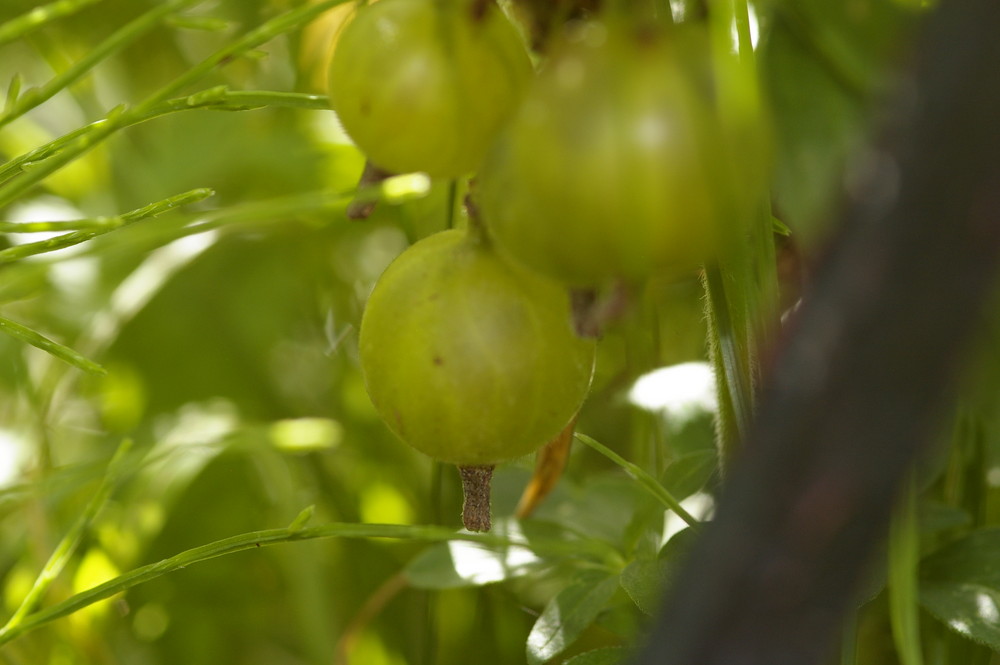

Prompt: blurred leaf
[
  {"left": 920, "top": 528, "right": 1000, "bottom": 649},
  {"left": 619, "top": 559, "right": 665, "bottom": 617},
  {"left": 563, "top": 647, "right": 631, "bottom": 665},
  {"left": 661, "top": 449, "right": 717, "bottom": 502},
  {"left": 526, "top": 569, "right": 620, "bottom": 665},
  {"left": 920, "top": 500, "right": 972, "bottom": 535},
  {"left": 920, "top": 584, "right": 1000, "bottom": 650},
  {"left": 620, "top": 527, "right": 699, "bottom": 616},
  {"left": 575, "top": 434, "right": 699, "bottom": 529},
  {"left": 760, "top": 0, "right": 918, "bottom": 245}
]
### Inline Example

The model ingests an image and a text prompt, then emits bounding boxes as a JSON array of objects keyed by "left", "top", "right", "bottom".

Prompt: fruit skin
[
  {"left": 359, "top": 229, "right": 595, "bottom": 466},
  {"left": 478, "top": 23, "right": 765, "bottom": 287},
  {"left": 328, "top": 0, "right": 532, "bottom": 178}
]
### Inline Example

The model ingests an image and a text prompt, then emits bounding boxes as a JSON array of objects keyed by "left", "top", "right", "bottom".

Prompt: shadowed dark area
[{"left": 637, "top": 0, "right": 1000, "bottom": 662}]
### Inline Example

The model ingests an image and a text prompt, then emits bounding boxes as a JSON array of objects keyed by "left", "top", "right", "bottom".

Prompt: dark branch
[{"left": 637, "top": 0, "right": 1000, "bottom": 663}]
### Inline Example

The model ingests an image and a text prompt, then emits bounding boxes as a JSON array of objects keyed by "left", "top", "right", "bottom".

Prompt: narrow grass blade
[
  {"left": 0, "top": 90, "right": 327, "bottom": 188},
  {"left": 1, "top": 439, "right": 132, "bottom": 632},
  {"left": 0, "top": 0, "right": 105, "bottom": 47},
  {"left": 0, "top": 521, "right": 592, "bottom": 647},
  {"left": 0, "top": 188, "right": 213, "bottom": 262},
  {"left": 574, "top": 432, "right": 700, "bottom": 528},
  {"left": 889, "top": 473, "right": 925, "bottom": 665},
  {"left": 0, "top": 316, "right": 105, "bottom": 375},
  {"left": 0, "top": 0, "right": 346, "bottom": 208},
  {"left": 0, "top": 0, "right": 200, "bottom": 129}
]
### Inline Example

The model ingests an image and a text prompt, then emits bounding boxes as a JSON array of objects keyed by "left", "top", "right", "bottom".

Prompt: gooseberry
[
  {"left": 358, "top": 228, "right": 595, "bottom": 530},
  {"left": 328, "top": 0, "right": 533, "bottom": 178},
  {"left": 478, "top": 22, "right": 765, "bottom": 287}
]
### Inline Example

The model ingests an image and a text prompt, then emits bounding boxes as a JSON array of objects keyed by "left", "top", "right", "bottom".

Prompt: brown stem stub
[
  {"left": 569, "top": 281, "right": 631, "bottom": 338},
  {"left": 346, "top": 160, "right": 394, "bottom": 220},
  {"left": 458, "top": 464, "right": 494, "bottom": 532}
]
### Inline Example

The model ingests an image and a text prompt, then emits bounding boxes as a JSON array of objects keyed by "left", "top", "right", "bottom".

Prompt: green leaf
[
  {"left": 760, "top": 0, "right": 918, "bottom": 246},
  {"left": 920, "top": 528, "right": 1000, "bottom": 649},
  {"left": 526, "top": 570, "right": 620, "bottom": 665},
  {"left": 920, "top": 583, "right": 1000, "bottom": 650},
  {"left": 919, "top": 500, "right": 972, "bottom": 537},
  {"left": 921, "top": 528, "right": 1000, "bottom": 587},
  {"left": 620, "top": 528, "right": 699, "bottom": 615},
  {"left": 620, "top": 559, "right": 666, "bottom": 617},
  {"left": 563, "top": 647, "right": 631, "bottom": 665},
  {"left": 661, "top": 449, "right": 717, "bottom": 503}
]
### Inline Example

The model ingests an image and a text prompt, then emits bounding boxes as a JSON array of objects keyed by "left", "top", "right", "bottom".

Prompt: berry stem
[
  {"left": 346, "top": 160, "right": 394, "bottom": 220},
  {"left": 569, "top": 281, "right": 632, "bottom": 338},
  {"left": 457, "top": 464, "right": 494, "bottom": 532}
]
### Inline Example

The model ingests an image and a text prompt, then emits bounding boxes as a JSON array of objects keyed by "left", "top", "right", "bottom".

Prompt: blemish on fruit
[{"left": 432, "top": 355, "right": 444, "bottom": 366}]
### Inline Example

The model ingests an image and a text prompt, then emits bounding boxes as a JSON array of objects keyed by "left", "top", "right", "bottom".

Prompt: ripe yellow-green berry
[
  {"left": 328, "top": 0, "right": 532, "bottom": 178},
  {"left": 359, "top": 229, "right": 595, "bottom": 530},
  {"left": 479, "top": 21, "right": 766, "bottom": 287}
]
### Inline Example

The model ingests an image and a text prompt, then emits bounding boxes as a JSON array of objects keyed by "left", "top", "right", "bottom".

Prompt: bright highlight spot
[
  {"left": 628, "top": 362, "right": 717, "bottom": 418},
  {"left": 70, "top": 548, "right": 122, "bottom": 628},
  {"left": 663, "top": 491, "right": 715, "bottom": 543},
  {"left": 159, "top": 400, "right": 239, "bottom": 447},
  {"left": 976, "top": 592, "right": 999, "bottom": 623},
  {"left": 359, "top": 482, "right": 414, "bottom": 525},
  {"left": 986, "top": 467, "right": 1000, "bottom": 487},
  {"left": 269, "top": 418, "right": 342, "bottom": 452},
  {"left": 0, "top": 428, "right": 27, "bottom": 487},
  {"left": 50, "top": 258, "right": 99, "bottom": 299},
  {"left": 447, "top": 523, "right": 541, "bottom": 585},
  {"left": 5, "top": 195, "right": 82, "bottom": 247},
  {"left": 729, "top": 4, "right": 761, "bottom": 51},
  {"left": 133, "top": 603, "right": 170, "bottom": 641},
  {"left": 380, "top": 173, "right": 431, "bottom": 202}
]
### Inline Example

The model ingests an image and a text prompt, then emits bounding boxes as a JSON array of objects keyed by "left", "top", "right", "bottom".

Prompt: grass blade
[
  {"left": 0, "top": 0, "right": 105, "bottom": 47},
  {"left": 574, "top": 432, "right": 700, "bottom": 528},
  {"left": 0, "top": 0, "right": 347, "bottom": 208},
  {"left": 0, "top": 0, "right": 201, "bottom": 129},
  {"left": 0, "top": 520, "right": 595, "bottom": 647},
  {"left": 889, "top": 473, "right": 925, "bottom": 665},
  {"left": 0, "top": 315, "right": 105, "bottom": 375},
  {"left": 0, "top": 187, "right": 213, "bottom": 262},
  {"left": 0, "top": 90, "right": 327, "bottom": 187},
  {"left": 0, "top": 439, "right": 132, "bottom": 632}
]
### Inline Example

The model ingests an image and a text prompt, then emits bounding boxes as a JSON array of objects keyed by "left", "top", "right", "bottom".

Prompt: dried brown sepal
[
  {"left": 515, "top": 417, "right": 576, "bottom": 519},
  {"left": 458, "top": 464, "right": 495, "bottom": 531},
  {"left": 507, "top": 0, "right": 602, "bottom": 53}
]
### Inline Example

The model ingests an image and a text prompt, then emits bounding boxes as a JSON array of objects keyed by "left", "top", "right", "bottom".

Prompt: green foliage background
[{"left": 3, "top": 1, "right": 999, "bottom": 664}]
